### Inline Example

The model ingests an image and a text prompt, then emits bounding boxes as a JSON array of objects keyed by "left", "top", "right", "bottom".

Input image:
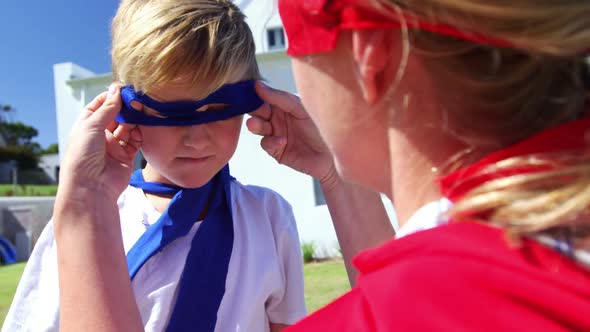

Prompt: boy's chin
[
  {"left": 172, "top": 176, "right": 213, "bottom": 189},
  {"left": 170, "top": 166, "right": 228, "bottom": 188}
]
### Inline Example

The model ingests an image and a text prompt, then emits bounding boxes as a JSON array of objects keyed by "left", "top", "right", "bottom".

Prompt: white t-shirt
[{"left": 3, "top": 181, "right": 307, "bottom": 332}]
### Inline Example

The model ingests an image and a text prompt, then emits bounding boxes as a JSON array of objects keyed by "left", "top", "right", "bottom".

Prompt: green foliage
[
  {"left": 301, "top": 241, "right": 316, "bottom": 264},
  {"left": 0, "top": 122, "right": 38, "bottom": 147},
  {"left": 0, "top": 105, "right": 47, "bottom": 172},
  {"left": 0, "top": 145, "right": 39, "bottom": 169},
  {"left": 0, "top": 104, "right": 13, "bottom": 122},
  {"left": 41, "top": 143, "right": 59, "bottom": 155},
  {"left": 0, "top": 120, "right": 44, "bottom": 171}
]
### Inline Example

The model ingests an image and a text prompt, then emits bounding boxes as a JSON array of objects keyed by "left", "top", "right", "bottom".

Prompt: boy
[{"left": 2, "top": 0, "right": 306, "bottom": 331}]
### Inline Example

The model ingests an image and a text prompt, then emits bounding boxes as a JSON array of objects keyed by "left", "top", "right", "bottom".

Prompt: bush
[
  {"left": 301, "top": 241, "right": 316, "bottom": 264},
  {"left": 0, "top": 146, "right": 39, "bottom": 170}
]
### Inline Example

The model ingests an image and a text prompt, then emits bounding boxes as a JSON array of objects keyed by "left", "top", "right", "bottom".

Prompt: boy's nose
[{"left": 182, "top": 124, "right": 210, "bottom": 147}]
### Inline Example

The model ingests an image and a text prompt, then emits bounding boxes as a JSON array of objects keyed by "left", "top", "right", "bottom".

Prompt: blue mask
[{"left": 116, "top": 80, "right": 264, "bottom": 126}]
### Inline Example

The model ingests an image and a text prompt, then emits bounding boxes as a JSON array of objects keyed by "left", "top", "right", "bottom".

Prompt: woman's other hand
[
  {"left": 248, "top": 81, "right": 338, "bottom": 188},
  {"left": 58, "top": 84, "right": 142, "bottom": 202}
]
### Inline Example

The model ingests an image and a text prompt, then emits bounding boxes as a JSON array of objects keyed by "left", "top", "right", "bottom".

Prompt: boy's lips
[{"left": 175, "top": 155, "right": 214, "bottom": 164}]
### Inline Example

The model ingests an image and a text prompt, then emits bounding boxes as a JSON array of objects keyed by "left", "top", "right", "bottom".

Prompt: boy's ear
[{"left": 352, "top": 29, "right": 395, "bottom": 105}]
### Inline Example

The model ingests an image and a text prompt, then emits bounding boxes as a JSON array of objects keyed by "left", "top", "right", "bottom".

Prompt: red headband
[{"left": 279, "top": 0, "right": 513, "bottom": 57}]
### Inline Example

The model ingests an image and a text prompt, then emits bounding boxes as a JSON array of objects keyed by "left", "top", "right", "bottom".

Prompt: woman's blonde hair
[
  {"left": 111, "top": 0, "right": 260, "bottom": 96},
  {"left": 372, "top": 0, "right": 590, "bottom": 238}
]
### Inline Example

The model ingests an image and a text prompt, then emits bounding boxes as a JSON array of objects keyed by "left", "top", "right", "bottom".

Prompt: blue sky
[{"left": 0, "top": 0, "right": 120, "bottom": 148}]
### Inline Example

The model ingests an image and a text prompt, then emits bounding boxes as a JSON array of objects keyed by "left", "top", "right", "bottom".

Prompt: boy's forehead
[
  {"left": 147, "top": 83, "right": 207, "bottom": 103},
  {"left": 146, "top": 80, "right": 219, "bottom": 102},
  {"left": 145, "top": 69, "right": 249, "bottom": 102}
]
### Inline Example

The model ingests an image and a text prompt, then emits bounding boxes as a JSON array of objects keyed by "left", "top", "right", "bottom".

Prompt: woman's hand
[
  {"left": 54, "top": 86, "right": 145, "bottom": 332},
  {"left": 58, "top": 84, "right": 142, "bottom": 202},
  {"left": 247, "top": 81, "right": 338, "bottom": 188},
  {"left": 249, "top": 82, "right": 395, "bottom": 285}
]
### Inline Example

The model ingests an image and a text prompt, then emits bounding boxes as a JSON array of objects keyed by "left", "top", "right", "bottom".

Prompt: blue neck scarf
[
  {"left": 116, "top": 80, "right": 263, "bottom": 126},
  {"left": 121, "top": 81, "right": 262, "bottom": 331},
  {"left": 127, "top": 166, "right": 234, "bottom": 332}
]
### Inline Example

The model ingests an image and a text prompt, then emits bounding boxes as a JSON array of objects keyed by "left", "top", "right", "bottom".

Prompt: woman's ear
[{"left": 352, "top": 29, "right": 396, "bottom": 105}]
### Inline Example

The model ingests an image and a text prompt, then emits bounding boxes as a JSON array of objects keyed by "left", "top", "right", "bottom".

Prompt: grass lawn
[
  {"left": 0, "top": 184, "right": 58, "bottom": 197},
  {"left": 0, "top": 263, "right": 25, "bottom": 325},
  {"left": 0, "top": 260, "right": 350, "bottom": 326},
  {"left": 304, "top": 259, "right": 350, "bottom": 313}
]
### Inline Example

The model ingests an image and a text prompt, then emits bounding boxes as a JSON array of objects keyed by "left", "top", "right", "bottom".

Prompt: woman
[{"left": 53, "top": 0, "right": 590, "bottom": 331}]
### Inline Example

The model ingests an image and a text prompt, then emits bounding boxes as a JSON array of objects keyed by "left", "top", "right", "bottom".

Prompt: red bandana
[
  {"left": 279, "top": 0, "right": 513, "bottom": 57},
  {"left": 438, "top": 116, "right": 590, "bottom": 202}
]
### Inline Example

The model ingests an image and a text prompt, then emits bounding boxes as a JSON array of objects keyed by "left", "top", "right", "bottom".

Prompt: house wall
[
  {"left": 39, "top": 153, "right": 59, "bottom": 183},
  {"left": 0, "top": 197, "right": 55, "bottom": 262}
]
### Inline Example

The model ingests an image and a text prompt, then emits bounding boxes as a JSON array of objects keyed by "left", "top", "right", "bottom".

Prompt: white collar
[
  {"left": 396, "top": 198, "right": 452, "bottom": 239},
  {"left": 396, "top": 198, "right": 590, "bottom": 270}
]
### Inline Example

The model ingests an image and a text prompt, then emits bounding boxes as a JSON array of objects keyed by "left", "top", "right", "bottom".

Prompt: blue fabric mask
[{"left": 116, "top": 80, "right": 264, "bottom": 126}]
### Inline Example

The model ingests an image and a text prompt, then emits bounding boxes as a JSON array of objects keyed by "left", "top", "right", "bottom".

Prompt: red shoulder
[
  {"left": 286, "top": 287, "right": 375, "bottom": 332},
  {"left": 290, "top": 223, "right": 590, "bottom": 331},
  {"left": 353, "top": 222, "right": 590, "bottom": 331}
]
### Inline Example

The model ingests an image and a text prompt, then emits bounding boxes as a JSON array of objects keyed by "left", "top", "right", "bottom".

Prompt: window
[
  {"left": 267, "top": 27, "right": 286, "bottom": 50},
  {"left": 312, "top": 178, "right": 327, "bottom": 206}
]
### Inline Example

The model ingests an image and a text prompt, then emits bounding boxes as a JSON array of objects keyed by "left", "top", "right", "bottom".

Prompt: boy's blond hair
[{"left": 111, "top": 0, "right": 260, "bottom": 97}]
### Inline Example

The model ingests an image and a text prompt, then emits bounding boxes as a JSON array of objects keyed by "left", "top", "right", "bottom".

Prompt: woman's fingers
[
  {"left": 85, "top": 91, "right": 109, "bottom": 113},
  {"left": 106, "top": 121, "right": 119, "bottom": 133},
  {"left": 260, "top": 136, "right": 287, "bottom": 161},
  {"left": 112, "top": 123, "right": 137, "bottom": 143},
  {"left": 89, "top": 84, "right": 123, "bottom": 129},
  {"left": 105, "top": 130, "right": 137, "bottom": 164},
  {"left": 250, "top": 101, "right": 272, "bottom": 120},
  {"left": 82, "top": 83, "right": 142, "bottom": 152},
  {"left": 128, "top": 127, "right": 143, "bottom": 149},
  {"left": 255, "top": 81, "right": 306, "bottom": 118},
  {"left": 246, "top": 116, "right": 273, "bottom": 136},
  {"left": 110, "top": 126, "right": 142, "bottom": 151}
]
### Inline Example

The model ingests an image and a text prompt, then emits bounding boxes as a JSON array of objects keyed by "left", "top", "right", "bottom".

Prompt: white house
[
  {"left": 53, "top": 1, "right": 397, "bottom": 257},
  {"left": 39, "top": 153, "right": 59, "bottom": 183}
]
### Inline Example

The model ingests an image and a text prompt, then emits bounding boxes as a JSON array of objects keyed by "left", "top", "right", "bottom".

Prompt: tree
[
  {"left": 0, "top": 145, "right": 39, "bottom": 169},
  {"left": 0, "top": 104, "right": 14, "bottom": 122},
  {"left": 41, "top": 143, "right": 59, "bottom": 155},
  {"left": 0, "top": 105, "right": 45, "bottom": 172},
  {"left": 0, "top": 122, "right": 39, "bottom": 147},
  {"left": 0, "top": 121, "right": 42, "bottom": 169}
]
